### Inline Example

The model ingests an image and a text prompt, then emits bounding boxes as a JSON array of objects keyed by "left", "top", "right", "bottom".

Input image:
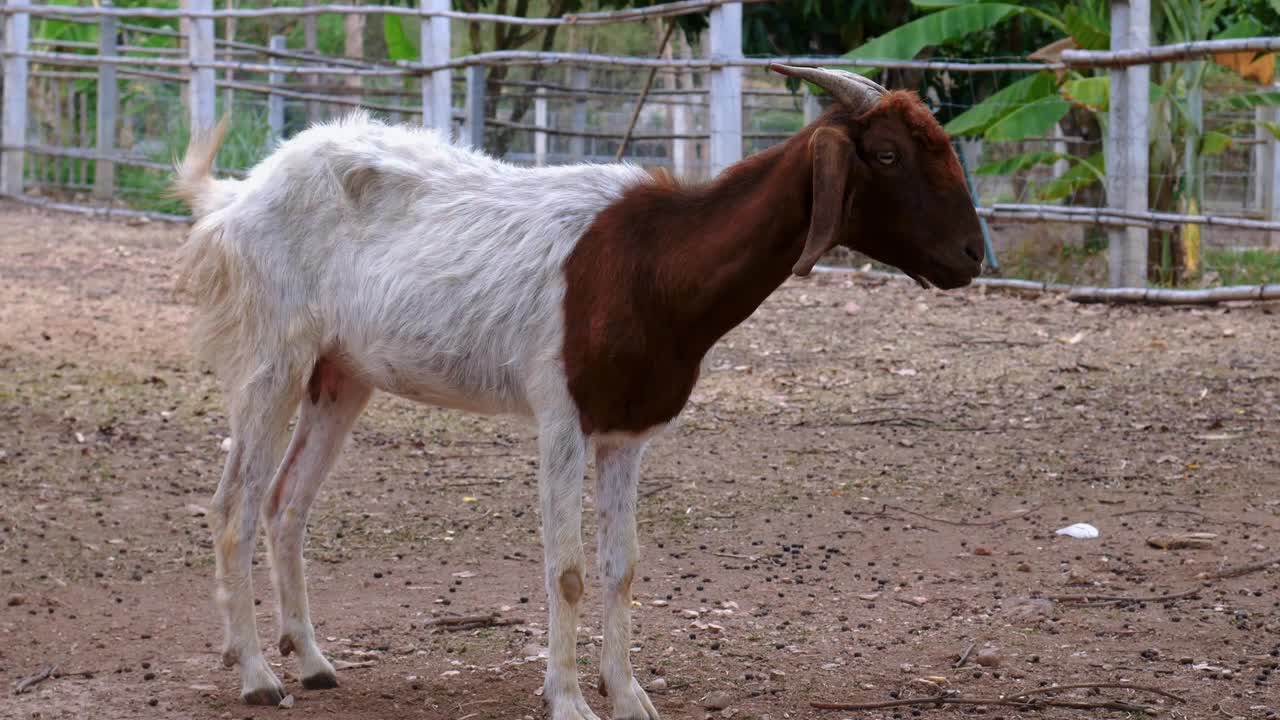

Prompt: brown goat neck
[{"left": 562, "top": 126, "right": 820, "bottom": 435}]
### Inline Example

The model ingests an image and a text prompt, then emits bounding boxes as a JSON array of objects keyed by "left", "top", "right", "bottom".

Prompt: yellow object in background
[
  {"left": 1213, "top": 51, "right": 1275, "bottom": 85},
  {"left": 1183, "top": 197, "right": 1202, "bottom": 276}
]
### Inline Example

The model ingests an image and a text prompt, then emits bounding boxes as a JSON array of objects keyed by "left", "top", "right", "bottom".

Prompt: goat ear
[{"left": 793, "top": 127, "right": 856, "bottom": 277}]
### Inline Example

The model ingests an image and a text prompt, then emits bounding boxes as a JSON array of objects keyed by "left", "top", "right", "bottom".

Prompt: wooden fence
[{"left": 2, "top": 0, "right": 1280, "bottom": 289}]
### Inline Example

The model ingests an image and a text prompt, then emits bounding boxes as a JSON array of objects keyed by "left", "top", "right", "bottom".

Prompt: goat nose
[{"left": 964, "top": 244, "right": 983, "bottom": 263}]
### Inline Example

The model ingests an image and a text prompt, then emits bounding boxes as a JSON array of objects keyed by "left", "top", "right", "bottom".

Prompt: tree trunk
[{"left": 345, "top": 2, "right": 364, "bottom": 91}]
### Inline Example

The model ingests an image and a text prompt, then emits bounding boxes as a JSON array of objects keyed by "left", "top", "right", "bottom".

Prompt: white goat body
[
  {"left": 178, "top": 112, "right": 649, "bottom": 417},
  {"left": 176, "top": 113, "right": 661, "bottom": 720}
]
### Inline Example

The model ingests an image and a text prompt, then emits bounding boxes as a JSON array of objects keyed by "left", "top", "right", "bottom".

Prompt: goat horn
[{"left": 768, "top": 64, "right": 886, "bottom": 115}]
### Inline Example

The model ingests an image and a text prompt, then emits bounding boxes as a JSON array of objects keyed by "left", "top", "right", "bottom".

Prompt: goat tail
[
  {"left": 173, "top": 115, "right": 274, "bottom": 393},
  {"left": 171, "top": 114, "right": 232, "bottom": 217}
]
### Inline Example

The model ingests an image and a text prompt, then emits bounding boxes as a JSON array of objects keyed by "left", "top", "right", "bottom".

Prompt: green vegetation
[
  {"left": 118, "top": 108, "right": 273, "bottom": 215},
  {"left": 1204, "top": 248, "right": 1280, "bottom": 286}
]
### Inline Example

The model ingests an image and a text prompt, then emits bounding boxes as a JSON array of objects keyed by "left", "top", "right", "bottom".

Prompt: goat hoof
[
  {"left": 302, "top": 671, "right": 339, "bottom": 690},
  {"left": 241, "top": 686, "right": 286, "bottom": 706}
]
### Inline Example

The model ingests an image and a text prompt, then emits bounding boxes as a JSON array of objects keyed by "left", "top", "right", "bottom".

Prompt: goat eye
[{"left": 877, "top": 151, "right": 897, "bottom": 165}]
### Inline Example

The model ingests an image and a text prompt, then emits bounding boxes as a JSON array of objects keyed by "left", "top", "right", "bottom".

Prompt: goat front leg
[
  {"left": 595, "top": 441, "right": 659, "bottom": 720},
  {"left": 537, "top": 415, "right": 597, "bottom": 720}
]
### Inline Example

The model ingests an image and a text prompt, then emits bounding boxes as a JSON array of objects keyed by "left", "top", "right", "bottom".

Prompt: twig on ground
[
  {"left": 712, "top": 551, "right": 757, "bottom": 561},
  {"left": 1007, "top": 682, "right": 1185, "bottom": 703},
  {"left": 1204, "top": 556, "right": 1280, "bottom": 579},
  {"left": 879, "top": 503, "right": 1037, "bottom": 528},
  {"left": 954, "top": 641, "right": 976, "bottom": 669},
  {"left": 1048, "top": 588, "right": 1200, "bottom": 605},
  {"left": 812, "top": 681, "right": 1185, "bottom": 713},
  {"left": 435, "top": 477, "right": 508, "bottom": 487},
  {"left": 812, "top": 696, "right": 1152, "bottom": 712},
  {"left": 846, "top": 416, "right": 936, "bottom": 428},
  {"left": 13, "top": 665, "right": 57, "bottom": 694},
  {"left": 1113, "top": 507, "right": 1207, "bottom": 519},
  {"left": 424, "top": 613, "right": 522, "bottom": 632},
  {"left": 332, "top": 659, "right": 377, "bottom": 670},
  {"left": 940, "top": 338, "right": 1048, "bottom": 348},
  {"left": 841, "top": 509, "right": 938, "bottom": 532},
  {"left": 639, "top": 482, "right": 672, "bottom": 499}
]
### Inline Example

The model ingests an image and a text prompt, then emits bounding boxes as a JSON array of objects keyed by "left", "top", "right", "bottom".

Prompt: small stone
[
  {"left": 1005, "top": 597, "right": 1053, "bottom": 620},
  {"left": 769, "top": 669, "right": 785, "bottom": 680},
  {"left": 973, "top": 547, "right": 992, "bottom": 556},
  {"left": 703, "top": 690, "right": 732, "bottom": 711},
  {"left": 976, "top": 648, "right": 1002, "bottom": 668},
  {"left": 1066, "top": 566, "right": 1093, "bottom": 585},
  {"left": 278, "top": 694, "right": 295, "bottom": 709},
  {"left": 651, "top": 599, "right": 669, "bottom": 607},
  {"left": 6, "top": 594, "right": 27, "bottom": 607},
  {"left": 1015, "top": 562, "right": 1031, "bottom": 573},
  {"left": 649, "top": 677, "right": 668, "bottom": 693}
]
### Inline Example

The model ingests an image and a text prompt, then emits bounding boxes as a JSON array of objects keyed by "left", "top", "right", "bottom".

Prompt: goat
[{"left": 172, "top": 64, "right": 983, "bottom": 720}]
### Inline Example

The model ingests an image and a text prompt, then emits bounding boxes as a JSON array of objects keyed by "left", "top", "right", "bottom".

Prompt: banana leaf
[
  {"left": 974, "top": 150, "right": 1067, "bottom": 176},
  {"left": 944, "top": 71, "right": 1058, "bottom": 137},
  {"left": 843, "top": 4, "right": 1060, "bottom": 75},
  {"left": 1034, "top": 152, "right": 1104, "bottom": 201},
  {"left": 984, "top": 96, "right": 1071, "bottom": 142}
]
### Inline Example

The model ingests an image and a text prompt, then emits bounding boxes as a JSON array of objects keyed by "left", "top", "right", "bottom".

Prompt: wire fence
[{"left": 2, "top": 0, "right": 1279, "bottom": 293}]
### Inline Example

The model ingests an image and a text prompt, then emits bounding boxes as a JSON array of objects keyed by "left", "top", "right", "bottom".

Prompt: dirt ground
[{"left": 1, "top": 199, "right": 1278, "bottom": 720}]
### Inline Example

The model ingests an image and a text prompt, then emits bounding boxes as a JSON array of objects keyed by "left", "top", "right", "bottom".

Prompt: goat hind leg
[
  {"left": 595, "top": 440, "right": 658, "bottom": 720},
  {"left": 211, "top": 368, "right": 302, "bottom": 706},
  {"left": 263, "top": 358, "right": 371, "bottom": 691}
]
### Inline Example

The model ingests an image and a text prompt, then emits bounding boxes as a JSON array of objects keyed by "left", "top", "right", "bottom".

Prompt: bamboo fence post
[
  {"left": 304, "top": 0, "right": 319, "bottom": 124},
  {"left": 94, "top": 0, "right": 118, "bottom": 200},
  {"left": 569, "top": 60, "right": 587, "bottom": 159},
  {"left": 268, "top": 35, "right": 285, "bottom": 141},
  {"left": 672, "top": 31, "right": 693, "bottom": 176},
  {"left": 188, "top": 0, "right": 217, "bottom": 133},
  {"left": 534, "top": 86, "right": 548, "bottom": 166},
  {"left": 1105, "top": 0, "right": 1149, "bottom": 287},
  {"left": 1265, "top": 82, "right": 1280, "bottom": 248},
  {"left": 419, "top": 0, "right": 451, "bottom": 137},
  {"left": 802, "top": 84, "right": 821, "bottom": 125},
  {"left": 707, "top": 0, "right": 741, "bottom": 175},
  {"left": 1, "top": 0, "right": 30, "bottom": 195}
]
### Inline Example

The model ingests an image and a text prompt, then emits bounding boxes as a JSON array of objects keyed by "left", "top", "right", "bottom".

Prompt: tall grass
[
  {"left": 1204, "top": 248, "right": 1280, "bottom": 286},
  {"left": 117, "top": 111, "right": 273, "bottom": 215}
]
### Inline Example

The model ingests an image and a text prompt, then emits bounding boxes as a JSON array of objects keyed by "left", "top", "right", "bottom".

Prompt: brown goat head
[{"left": 771, "top": 65, "right": 984, "bottom": 288}]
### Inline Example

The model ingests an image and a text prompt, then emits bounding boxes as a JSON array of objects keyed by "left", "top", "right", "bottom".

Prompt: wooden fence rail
[{"left": 0, "top": 0, "right": 773, "bottom": 26}]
